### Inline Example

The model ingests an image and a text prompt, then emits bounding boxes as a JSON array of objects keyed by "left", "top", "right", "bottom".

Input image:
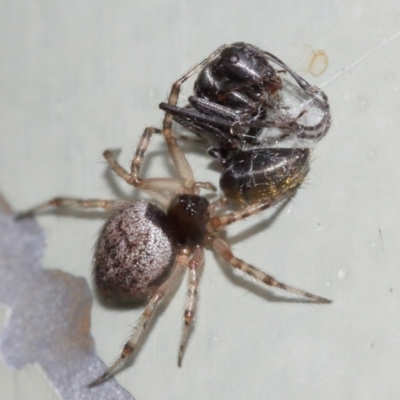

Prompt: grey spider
[{"left": 20, "top": 45, "right": 331, "bottom": 385}]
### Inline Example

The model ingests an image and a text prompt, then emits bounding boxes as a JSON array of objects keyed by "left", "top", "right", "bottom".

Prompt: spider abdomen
[
  {"left": 220, "top": 148, "right": 311, "bottom": 205},
  {"left": 94, "top": 201, "right": 176, "bottom": 301}
]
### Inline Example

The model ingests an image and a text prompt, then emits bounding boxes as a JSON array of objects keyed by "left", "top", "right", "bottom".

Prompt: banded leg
[
  {"left": 104, "top": 126, "right": 183, "bottom": 193},
  {"left": 17, "top": 197, "right": 123, "bottom": 219},
  {"left": 103, "top": 149, "right": 181, "bottom": 206},
  {"left": 90, "top": 250, "right": 189, "bottom": 386},
  {"left": 208, "top": 200, "right": 272, "bottom": 230},
  {"left": 129, "top": 126, "right": 159, "bottom": 184},
  {"left": 162, "top": 44, "right": 231, "bottom": 183},
  {"left": 261, "top": 49, "right": 331, "bottom": 141},
  {"left": 178, "top": 247, "right": 204, "bottom": 366},
  {"left": 296, "top": 90, "right": 331, "bottom": 140},
  {"left": 209, "top": 236, "right": 331, "bottom": 303},
  {"left": 131, "top": 127, "right": 216, "bottom": 193},
  {"left": 263, "top": 49, "right": 329, "bottom": 107}
]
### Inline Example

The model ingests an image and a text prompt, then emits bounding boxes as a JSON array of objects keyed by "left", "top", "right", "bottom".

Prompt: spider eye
[{"left": 229, "top": 53, "right": 239, "bottom": 64}]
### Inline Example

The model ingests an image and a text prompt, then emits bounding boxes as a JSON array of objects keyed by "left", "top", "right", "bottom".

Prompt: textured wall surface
[
  {"left": 0, "top": 205, "right": 134, "bottom": 399},
  {"left": 1, "top": 1, "right": 400, "bottom": 399}
]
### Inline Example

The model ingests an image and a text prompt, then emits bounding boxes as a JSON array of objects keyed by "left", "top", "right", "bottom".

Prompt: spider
[
  {"left": 19, "top": 46, "right": 331, "bottom": 385},
  {"left": 159, "top": 42, "right": 331, "bottom": 153},
  {"left": 158, "top": 43, "right": 331, "bottom": 206}
]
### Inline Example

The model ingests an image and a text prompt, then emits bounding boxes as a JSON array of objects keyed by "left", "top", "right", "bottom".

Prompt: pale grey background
[
  {"left": 0, "top": 209, "right": 135, "bottom": 400},
  {"left": 1, "top": 1, "right": 400, "bottom": 399}
]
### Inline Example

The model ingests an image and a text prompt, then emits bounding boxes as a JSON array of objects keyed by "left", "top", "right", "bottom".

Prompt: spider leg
[
  {"left": 169, "top": 131, "right": 206, "bottom": 143},
  {"left": 89, "top": 250, "right": 189, "bottom": 387},
  {"left": 178, "top": 247, "right": 204, "bottom": 367},
  {"left": 262, "top": 49, "right": 321, "bottom": 99},
  {"left": 296, "top": 92, "right": 331, "bottom": 140},
  {"left": 161, "top": 44, "right": 231, "bottom": 183},
  {"left": 104, "top": 127, "right": 182, "bottom": 193},
  {"left": 160, "top": 102, "right": 242, "bottom": 150},
  {"left": 261, "top": 49, "right": 331, "bottom": 141},
  {"left": 17, "top": 197, "right": 123, "bottom": 218},
  {"left": 208, "top": 196, "right": 228, "bottom": 215},
  {"left": 105, "top": 125, "right": 215, "bottom": 198},
  {"left": 104, "top": 148, "right": 181, "bottom": 192},
  {"left": 208, "top": 236, "right": 331, "bottom": 303},
  {"left": 130, "top": 126, "right": 158, "bottom": 182},
  {"left": 103, "top": 149, "right": 179, "bottom": 206},
  {"left": 160, "top": 103, "right": 236, "bottom": 131},
  {"left": 104, "top": 133, "right": 185, "bottom": 209},
  {"left": 208, "top": 200, "right": 272, "bottom": 230},
  {"left": 153, "top": 125, "right": 206, "bottom": 143}
]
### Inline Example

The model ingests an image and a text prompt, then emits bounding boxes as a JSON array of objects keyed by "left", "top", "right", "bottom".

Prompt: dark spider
[
  {"left": 159, "top": 42, "right": 330, "bottom": 152},
  {"left": 159, "top": 42, "right": 331, "bottom": 205}
]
